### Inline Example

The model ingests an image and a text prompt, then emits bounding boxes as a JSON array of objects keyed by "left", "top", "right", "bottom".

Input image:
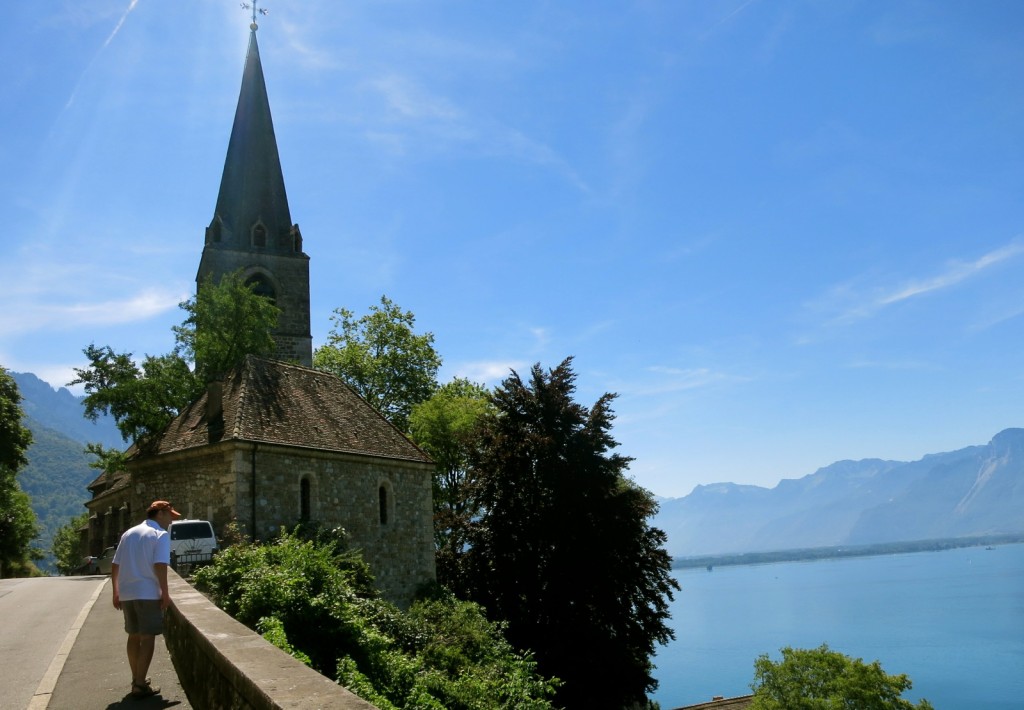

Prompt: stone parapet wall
[{"left": 165, "top": 568, "right": 378, "bottom": 709}]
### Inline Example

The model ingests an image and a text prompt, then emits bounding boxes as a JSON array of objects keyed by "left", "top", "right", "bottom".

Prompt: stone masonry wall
[
  {"left": 237, "top": 445, "right": 436, "bottom": 607},
  {"left": 129, "top": 447, "right": 239, "bottom": 530},
  {"left": 130, "top": 442, "right": 436, "bottom": 607}
]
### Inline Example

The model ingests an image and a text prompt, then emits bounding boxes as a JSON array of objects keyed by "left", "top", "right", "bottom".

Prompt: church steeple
[
  {"left": 210, "top": 28, "right": 293, "bottom": 249},
  {"left": 199, "top": 20, "right": 313, "bottom": 367}
]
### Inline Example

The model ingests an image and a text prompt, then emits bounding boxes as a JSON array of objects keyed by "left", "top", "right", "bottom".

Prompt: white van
[{"left": 168, "top": 519, "right": 218, "bottom": 565}]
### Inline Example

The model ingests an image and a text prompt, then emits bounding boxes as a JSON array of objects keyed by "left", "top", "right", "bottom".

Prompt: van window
[{"left": 171, "top": 522, "right": 215, "bottom": 540}]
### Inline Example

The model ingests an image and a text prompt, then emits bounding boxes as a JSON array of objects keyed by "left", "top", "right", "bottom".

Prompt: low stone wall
[{"left": 164, "top": 569, "right": 378, "bottom": 709}]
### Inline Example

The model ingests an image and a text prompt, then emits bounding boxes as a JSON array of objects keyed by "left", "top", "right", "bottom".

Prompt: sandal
[{"left": 131, "top": 680, "right": 160, "bottom": 698}]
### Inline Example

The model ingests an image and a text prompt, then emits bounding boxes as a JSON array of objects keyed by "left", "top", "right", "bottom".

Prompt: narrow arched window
[
  {"left": 378, "top": 486, "right": 389, "bottom": 525},
  {"left": 252, "top": 222, "right": 267, "bottom": 248},
  {"left": 245, "top": 274, "right": 277, "bottom": 305},
  {"left": 300, "top": 478, "right": 311, "bottom": 522}
]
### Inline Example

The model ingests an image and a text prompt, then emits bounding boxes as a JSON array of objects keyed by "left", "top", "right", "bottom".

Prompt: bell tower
[{"left": 197, "top": 14, "right": 313, "bottom": 367}]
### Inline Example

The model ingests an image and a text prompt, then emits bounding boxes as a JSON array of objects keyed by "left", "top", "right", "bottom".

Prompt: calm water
[{"left": 652, "top": 543, "right": 1024, "bottom": 709}]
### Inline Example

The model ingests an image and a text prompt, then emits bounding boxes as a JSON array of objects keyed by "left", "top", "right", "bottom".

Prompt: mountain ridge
[{"left": 653, "top": 428, "right": 1024, "bottom": 556}]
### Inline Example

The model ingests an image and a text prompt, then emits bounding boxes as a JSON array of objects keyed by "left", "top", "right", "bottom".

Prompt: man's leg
[{"left": 126, "top": 633, "right": 156, "bottom": 686}]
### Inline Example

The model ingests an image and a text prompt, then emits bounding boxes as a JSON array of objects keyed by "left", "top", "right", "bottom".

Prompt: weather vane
[{"left": 241, "top": 1, "right": 269, "bottom": 30}]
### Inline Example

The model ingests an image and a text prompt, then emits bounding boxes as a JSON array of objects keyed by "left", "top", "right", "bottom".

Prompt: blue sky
[{"left": 2, "top": 1, "right": 1022, "bottom": 498}]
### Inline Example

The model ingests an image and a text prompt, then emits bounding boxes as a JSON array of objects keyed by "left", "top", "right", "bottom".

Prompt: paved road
[
  {"left": 0, "top": 576, "right": 104, "bottom": 709},
  {"left": 0, "top": 575, "right": 190, "bottom": 709}
]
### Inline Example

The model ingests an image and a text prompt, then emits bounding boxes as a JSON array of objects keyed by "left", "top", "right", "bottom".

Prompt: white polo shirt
[{"left": 111, "top": 518, "right": 171, "bottom": 601}]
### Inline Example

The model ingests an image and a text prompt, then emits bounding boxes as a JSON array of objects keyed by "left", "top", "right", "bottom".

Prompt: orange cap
[{"left": 147, "top": 500, "right": 182, "bottom": 518}]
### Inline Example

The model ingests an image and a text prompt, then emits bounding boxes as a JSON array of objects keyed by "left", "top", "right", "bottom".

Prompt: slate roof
[
  {"left": 673, "top": 696, "right": 753, "bottom": 710},
  {"left": 209, "top": 27, "right": 293, "bottom": 249},
  {"left": 139, "top": 356, "right": 431, "bottom": 464}
]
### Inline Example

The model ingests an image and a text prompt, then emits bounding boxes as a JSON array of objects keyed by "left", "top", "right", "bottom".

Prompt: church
[{"left": 84, "top": 19, "right": 436, "bottom": 607}]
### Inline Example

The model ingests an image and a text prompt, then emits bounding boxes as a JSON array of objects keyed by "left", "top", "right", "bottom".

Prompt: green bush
[
  {"left": 193, "top": 529, "right": 558, "bottom": 709},
  {"left": 750, "top": 644, "right": 933, "bottom": 710}
]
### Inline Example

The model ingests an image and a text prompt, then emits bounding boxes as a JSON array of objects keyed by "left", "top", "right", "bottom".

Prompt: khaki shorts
[{"left": 121, "top": 599, "right": 164, "bottom": 636}]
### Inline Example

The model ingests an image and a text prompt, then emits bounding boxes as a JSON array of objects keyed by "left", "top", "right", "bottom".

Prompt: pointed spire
[{"left": 209, "top": 28, "right": 293, "bottom": 250}]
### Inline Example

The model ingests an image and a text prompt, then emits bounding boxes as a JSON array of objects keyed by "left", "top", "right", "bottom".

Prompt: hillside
[
  {"left": 653, "top": 428, "right": 1024, "bottom": 557},
  {"left": 10, "top": 372, "right": 122, "bottom": 571}
]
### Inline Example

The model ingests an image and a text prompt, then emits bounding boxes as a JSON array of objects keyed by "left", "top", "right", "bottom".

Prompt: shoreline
[{"left": 671, "top": 532, "right": 1024, "bottom": 570}]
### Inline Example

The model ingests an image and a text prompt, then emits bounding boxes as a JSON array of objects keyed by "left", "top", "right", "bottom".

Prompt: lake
[{"left": 651, "top": 543, "right": 1024, "bottom": 709}]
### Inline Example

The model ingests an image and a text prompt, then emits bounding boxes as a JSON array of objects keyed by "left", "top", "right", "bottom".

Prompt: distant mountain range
[
  {"left": 11, "top": 372, "right": 122, "bottom": 570},
  {"left": 653, "top": 428, "right": 1024, "bottom": 557},
  {"left": 9, "top": 371, "right": 1024, "bottom": 564}
]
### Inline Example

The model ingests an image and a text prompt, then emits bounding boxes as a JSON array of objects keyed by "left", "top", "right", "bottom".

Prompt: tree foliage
[
  {"left": 71, "top": 271, "right": 278, "bottom": 448},
  {"left": 71, "top": 347, "right": 200, "bottom": 447},
  {"left": 750, "top": 645, "right": 933, "bottom": 710},
  {"left": 408, "top": 378, "right": 492, "bottom": 584},
  {"left": 460, "top": 358, "right": 679, "bottom": 709},
  {"left": 0, "top": 367, "right": 41, "bottom": 576},
  {"left": 173, "top": 271, "right": 280, "bottom": 381},
  {"left": 194, "top": 529, "right": 559, "bottom": 709},
  {"left": 52, "top": 512, "right": 89, "bottom": 575},
  {"left": 313, "top": 296, "right": 441, "bottom": 432}
]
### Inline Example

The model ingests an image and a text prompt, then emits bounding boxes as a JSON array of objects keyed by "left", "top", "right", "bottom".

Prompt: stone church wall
[
  {"left": 241, "top": 445, "right": 436, "bottom": 607},
  {"left": 128, "top": 442, "right": 436, "bottom": 607},
  {"left": 129, "top": 447, "right": 239, "bottom": 530}
]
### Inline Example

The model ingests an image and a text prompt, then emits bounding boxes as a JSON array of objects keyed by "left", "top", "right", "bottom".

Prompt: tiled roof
[
  {"left": 674, "top": 696, "right": 754, "bottom": 710},
  {"left": 140, "top": 357, "right": 430, "bottom": 463}
]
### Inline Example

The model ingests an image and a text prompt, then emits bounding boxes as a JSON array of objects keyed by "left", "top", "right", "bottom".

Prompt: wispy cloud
[
  {"left": 0, "top": 288, "right": 185, "bottom": 336},
  {"left": 360, "top": 72, "right": 589, "bottom": 191},
  {"left": 845, "top": 359, "right": 943, "bottom": 372},
  {"left": 813, "top": 237, "right": 1024, "bottom": 326},
  {"left": 102, "top": 0, "right": 139, "bottom": 51},
  {"left": 628, "top": 366, "right": 740, "bottom": 397},
  {"left": 452, "top": 360, "right": 529, "bottom": 386}
]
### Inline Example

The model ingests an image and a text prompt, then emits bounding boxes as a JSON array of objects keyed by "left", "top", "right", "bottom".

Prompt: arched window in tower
[
  {"left": 245, "top": 274, "right": 277, "bottom": 305},
  {"left": 251, "top": 221, "right": 267, "bottom": 248},
  {"left": 300, "top": 477, "right": 311, "bottom": 522},
  {"left": 206, "top": 217, "right": 223, "bottom": 244},
  {"left": 378, "top": 485, "right": 389, "bottom": 525}
]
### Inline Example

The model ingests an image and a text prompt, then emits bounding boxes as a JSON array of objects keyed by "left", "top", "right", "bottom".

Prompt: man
[{"left": 111, "top": 500, "right": 181, "bottom": 699}]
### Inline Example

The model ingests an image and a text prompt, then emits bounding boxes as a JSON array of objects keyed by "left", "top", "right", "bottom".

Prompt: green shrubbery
[
  {"left": 750, "top": 644, "right": 933, "bottom": 710},
  {"left": 193, "top": 528, "right": 558, "bottom": 709}
]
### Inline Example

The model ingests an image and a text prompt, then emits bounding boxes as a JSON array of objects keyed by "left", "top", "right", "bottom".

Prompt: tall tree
[
  {"left": 72, "top": 347, "right": 199, "bottom": 446},
  {"left": 462, "top": 358, "right": 679, "bottom": 709},
  {"left": 71, "top": 271, "right": 279, "bottom": 448},
  {"left": 408, "top": 378, "right": 492, "bottom": 585},
  {"left": 313, "top": 295, "right": 441, "bottom": 432},
  {"left": 750, "top": 645, "right": 934, "bottom": 709},
  {"left": 0, "top": 367, "right": 40, "bottom": 576},
  {"left": 52, "top": 512, "right": 90, "bottom": 575},
  {"left": 173, "top": 271, "right": 280, "bottom": 381}
]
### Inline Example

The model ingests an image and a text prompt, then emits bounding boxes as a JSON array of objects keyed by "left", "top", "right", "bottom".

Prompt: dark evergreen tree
[{"left": 462, "top": 357, "right": 679, "bottom": 709}]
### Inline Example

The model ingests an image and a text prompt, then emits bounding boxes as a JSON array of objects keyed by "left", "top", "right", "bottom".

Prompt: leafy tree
[
  {"left": 0, "top": 367, "right": 41, "bottom": 577},
  {"left": 52, "top": 512, "right": 90, "bottom": 575},
  {"left": 194, "top": 530, "right": 559, "bottom": 709},
  {"left": 408, "top": 378, "right": 492, "bottom": 586},
  {"left": 750, "top": 644, "right": 933, "bottom": 709},
  {"left": 461, "top": 358, "right": 679, "bottom": 709},
  {"left": 0, "top": 367, "right": 32, "bottom": 473},
  {"left": 71, "top": 347, "right": 199, "bottom": 447},
  {"left": 313, "top": 296, "right": 441, "bottom": 432},
  {"left": 71, "top": 271, "right": 279, "bottom": 447},
  {"left": 173, "top": 271, "right": 280, "bottom": 381}
]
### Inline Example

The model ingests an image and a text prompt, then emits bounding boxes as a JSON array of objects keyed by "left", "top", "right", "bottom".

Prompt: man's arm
[
  {"left": 111, "top": 563, "right": 121, "bottom": 610},
  {"left": 154, "top": 563, "right": 171, "bottom": 610}
]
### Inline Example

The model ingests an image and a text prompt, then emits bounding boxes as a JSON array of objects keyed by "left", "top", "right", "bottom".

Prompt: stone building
[{"left": 84, "top": 21, "right": 436, "bottom": 606}]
